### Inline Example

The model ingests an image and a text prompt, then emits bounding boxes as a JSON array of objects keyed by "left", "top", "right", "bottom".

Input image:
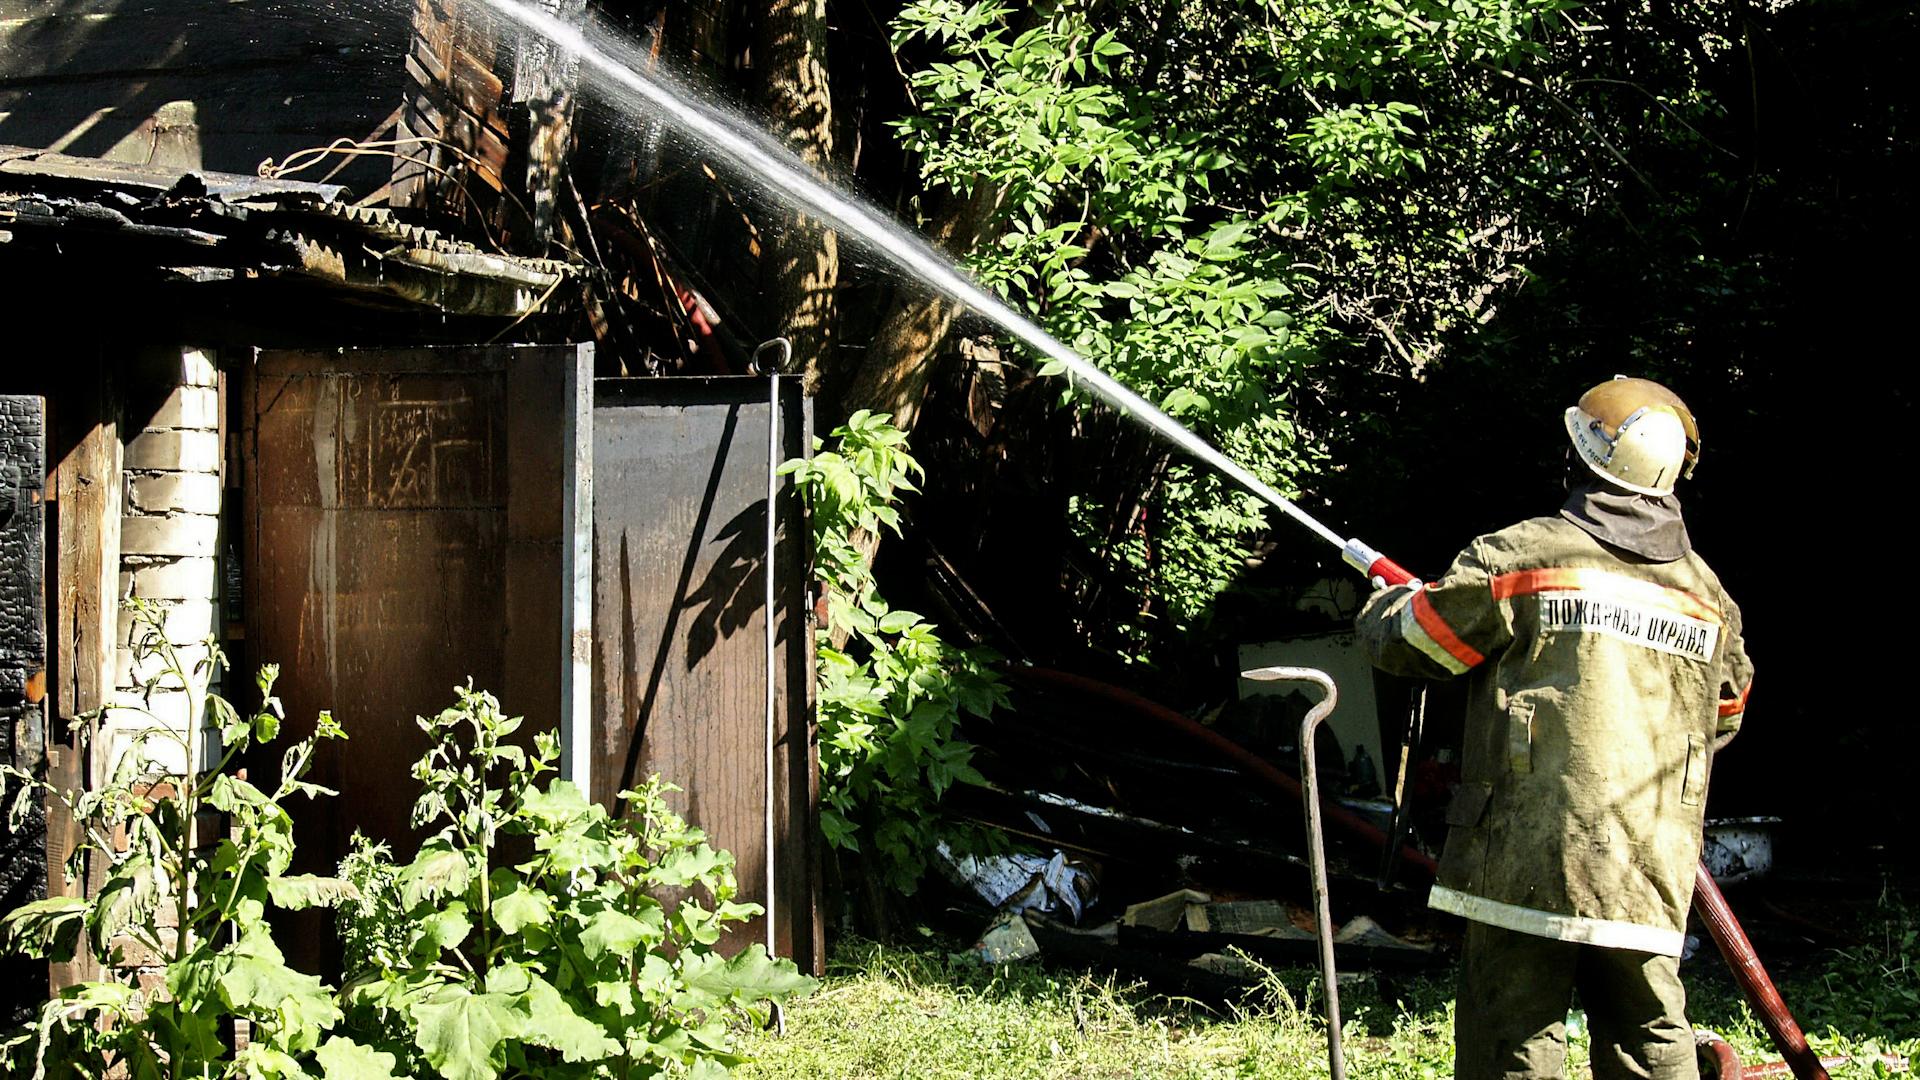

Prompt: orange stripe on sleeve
[
  {"left": 1492, "top": 568, "right": 1722, "bottom": 624},
  {"left": 1719, "top": 680, "right": 1752, "bottom": 718},
  {"left": 1411, "top": 590, "right": 1486, "bottom": 670}
]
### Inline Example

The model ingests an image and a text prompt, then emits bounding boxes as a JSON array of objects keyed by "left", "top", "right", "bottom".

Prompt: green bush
[
  {"left": 781, "top": 411, "right": 1010, "bottom": 895},
  {"left": 0, "top": 604, "right": 814, "bottom": 1079},
  {"left": 334, "top": 684, "right": 817, "bottom": 1079},
  {"left": 0, "top": 599, "right": 375, "bottom": 1077}
]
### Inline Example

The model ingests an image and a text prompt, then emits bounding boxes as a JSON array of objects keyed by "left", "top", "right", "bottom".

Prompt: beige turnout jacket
[{"left": 1358, "top": 516, "right": 1753, "bottom": 956}]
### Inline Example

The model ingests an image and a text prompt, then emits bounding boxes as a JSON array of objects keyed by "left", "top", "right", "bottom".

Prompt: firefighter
[{"left": 1356, "top": 377, "right": 1754, "bottom": 1080}]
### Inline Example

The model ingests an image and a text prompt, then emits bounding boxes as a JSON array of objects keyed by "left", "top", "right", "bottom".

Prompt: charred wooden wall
[
  {"left": 241, "top": 344, "right": 591, "bottom": 898},
  {"left": 394, "top": 0, "right": 512, "bottom": 222},
  {"left": 0, "top": 395, "right": 46, "bottom": 1026}
]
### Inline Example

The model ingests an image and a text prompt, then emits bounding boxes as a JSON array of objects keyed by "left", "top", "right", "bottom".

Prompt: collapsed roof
[{"left": 0, "top": 145, "right": 568, "bottom": 318}]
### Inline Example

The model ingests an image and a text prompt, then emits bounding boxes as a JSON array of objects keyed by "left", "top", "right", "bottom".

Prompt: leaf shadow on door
[{"left": 682, "top": 498, "right": 796, "bottom": 671}]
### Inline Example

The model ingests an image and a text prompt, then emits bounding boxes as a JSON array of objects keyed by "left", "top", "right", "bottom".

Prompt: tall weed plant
[
  {"left": 0, "top": 603, "right": 814, "bottom": 1079},
  {"left": 781, "top": 411, "right": 1009, "bottom": 896},
  {"left": 0, "top": 599, "right": 375, "bottom": 1076}
]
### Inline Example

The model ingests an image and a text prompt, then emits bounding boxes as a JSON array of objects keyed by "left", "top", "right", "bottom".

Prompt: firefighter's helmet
[{"left": 1563, "top": 376, "right": 1700, "bottom": 497}]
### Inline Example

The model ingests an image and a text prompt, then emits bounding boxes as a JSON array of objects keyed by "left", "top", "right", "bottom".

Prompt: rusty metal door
[
  {"left": 592, "top": 376, "right": 818, "bottom": 973},
  {"left": 241, "top": 345, "right": 592, "bottom": 885},
  {"left": 1, "top": 395, "right": 47, "bottom": 1025}
]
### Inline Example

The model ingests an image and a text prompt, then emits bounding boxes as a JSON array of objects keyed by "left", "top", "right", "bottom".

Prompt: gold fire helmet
[{"left": 1563, "top": 376, "right": 1700, "bottom": 497}]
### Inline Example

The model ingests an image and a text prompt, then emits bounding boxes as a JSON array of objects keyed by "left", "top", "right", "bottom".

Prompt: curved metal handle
[
  {"left": 1246, "top": 665, "right": 1345, "bottom": 1080},
  {"left": 752, "top": 336, "right": 793, "bottom": 376}
]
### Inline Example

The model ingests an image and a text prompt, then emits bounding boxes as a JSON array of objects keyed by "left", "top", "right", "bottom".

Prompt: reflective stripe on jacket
[{"left": 1358, "top": 515, "right": 1753, "bottom": 956}]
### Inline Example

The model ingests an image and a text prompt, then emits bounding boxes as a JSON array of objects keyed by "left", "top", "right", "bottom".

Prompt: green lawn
[{"left": 739, "top": 899, "right": 1920, "bottom": 1079}]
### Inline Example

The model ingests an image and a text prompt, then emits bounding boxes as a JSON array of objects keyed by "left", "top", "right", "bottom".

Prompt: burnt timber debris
[
  {"left": 933, "top": 654, "right": 1447, "bottom": 986},
  {"left": 0, "top": 145, "right": 568, "bottom": 316}
]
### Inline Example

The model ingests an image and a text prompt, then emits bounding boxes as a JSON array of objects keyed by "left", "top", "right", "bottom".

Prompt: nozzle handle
[{"left": 1342, "top": 538, "right": 1419, "bottom": 589}]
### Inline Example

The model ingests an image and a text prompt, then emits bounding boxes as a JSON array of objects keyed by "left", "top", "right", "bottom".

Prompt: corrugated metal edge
[{"left": 0, "top": 142, "right": 574, "bottom": 316}]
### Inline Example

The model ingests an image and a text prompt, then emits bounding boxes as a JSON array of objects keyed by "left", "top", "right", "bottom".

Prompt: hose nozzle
[{"left": 1343, "top": 538, "right": 1419, "bottom": 589}]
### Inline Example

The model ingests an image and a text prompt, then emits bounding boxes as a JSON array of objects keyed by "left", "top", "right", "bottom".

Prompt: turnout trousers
[{"left": 1457, "top": 922, "right": 1699, "bottom": 1080}]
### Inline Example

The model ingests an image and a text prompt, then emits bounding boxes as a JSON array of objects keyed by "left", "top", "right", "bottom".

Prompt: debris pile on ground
[{"left": 926, "top": 655, "right": 1448, "bottom": 986}]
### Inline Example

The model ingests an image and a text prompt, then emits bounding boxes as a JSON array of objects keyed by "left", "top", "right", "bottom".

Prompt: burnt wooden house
[{"left": 0, "top": 0, "right": 821, "bottom": 1011}]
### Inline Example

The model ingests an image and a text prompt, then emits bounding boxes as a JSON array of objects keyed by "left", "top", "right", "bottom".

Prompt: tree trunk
[
  {"left": 756, "top": 0, "right": 840, "bottom": 393},
  {"left": 833, "top": 182, "right": 1005, "bottom": 430}
]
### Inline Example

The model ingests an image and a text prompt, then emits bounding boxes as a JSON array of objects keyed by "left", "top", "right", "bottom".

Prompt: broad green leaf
[
  {"left": 414, "top": 902, "right": 472, "bottom": 956},
  {"left": 482, "top": 962, "right": 532, "bottom": 996},
  {"left": 88, "top": 859, "right": 159, "bottom": 957},
  {"left": 145, "top": 997, "right": 226, "bottom": 1064},
  {"left": 489, "top": 882, "right": 550, "bottom": 936},
  {"left": 398, "top": 838, "right": 474, "bottom": 909},
  {"left": 167, "top": 943, "right": 225, "bottom": 1009},
  {"left": 206, "top": 773, "right": 271, "bottom": 813},
  {"left": 517, "top": 973, "right": 621, "bottom": 1062},
  {"left": 535, "top": 827, "right": 616, "bottom": 875},
  {"left": 409, "top": 984, "right": 524, "bottom": 1080},
  {"left": 314, "top": 1036, "right": 400, "bottom": 1080},
  {"left": 579, "top": 908, "right": 648, "bottom": 960},
  {"left": 267, "top": 874, "right": 361, "bottom": 910},
  {"left": 653, "top": 844, "right": 729, "bottom": 889},
  {"left": 519, "top": 780, "right": 592, "bottom": 827},
  {"left": 0, "top": 895, "right": 86, "bottom": 959},
  {"left": 216, "top": 933, "right": 342, "bottom": 1054},
  {"left": 231, "top": 1043, "right": 312, "bottom": 1079},
  {"left": 593, "top": 977, "right": 636, "bottom": 1016},
  {"left": 211, "top": 694, "right": 249, "bottom": 750},
  {"left": 346, "top": 969, "right": 447, "bottom": 1018},
  {"left": 678, "top": 944, "right": 820, "bottom": 1005}
]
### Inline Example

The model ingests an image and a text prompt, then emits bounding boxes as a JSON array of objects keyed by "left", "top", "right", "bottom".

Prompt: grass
[
  {"left": 1687, "top": 883, "right": 1920, "bottom": 1076},
  {"left": 738, "top": 894, "right": 1920, "bottom": 1079}
]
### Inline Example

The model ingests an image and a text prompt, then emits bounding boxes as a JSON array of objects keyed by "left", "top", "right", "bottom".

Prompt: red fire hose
[
  {"left": 1002, "top": 666, "right": 1438, "bottom": 878},
  {"left": 1693, "top": 866, "right": 1830, "bottom": 1080}
]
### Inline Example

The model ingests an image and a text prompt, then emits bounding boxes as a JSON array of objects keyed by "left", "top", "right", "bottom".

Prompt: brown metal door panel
[
  {"left": 243, "top": 345, "right": 591, "bottom": 891},
  {"left": 592, "top": 376, "right": 817, "bottom": 971},
  {"left": 247, "top": 504, "right": 507, "bottom": 850}
]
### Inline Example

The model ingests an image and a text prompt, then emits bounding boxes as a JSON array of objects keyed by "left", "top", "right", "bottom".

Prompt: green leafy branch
[{"left": 781, "top": 411, "right": 1010, "bottom": 895}]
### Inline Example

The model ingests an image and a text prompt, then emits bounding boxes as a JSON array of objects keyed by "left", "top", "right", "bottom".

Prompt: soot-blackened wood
[
  {"left": 592, "top": 376, "right": 819, "bottom": 974},
  {"left": 243, "top": 344, "right": 589, "bottom": 974},
  {"left": 395, "top": 0, "right": 514, "bottom": 222},
  {"left": 509, "top": 0, "right": 587, "bottom": 247},
  {"left": 0, "top": 395, "right": 47, "bottom": 1026},
  {"left": 48, "top": 363, "right": 119, "bottom": 993}
]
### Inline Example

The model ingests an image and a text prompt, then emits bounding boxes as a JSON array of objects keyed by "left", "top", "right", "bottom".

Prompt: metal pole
[
  {"left": 756, "top": 341, "right": 789, "bottom": 962},
  {"left": 1249, "top": 666, "right": 1345, "bottom": 1080},
  {"left": 1377, "top": 686, "right": 1425, "bottom": 888}
]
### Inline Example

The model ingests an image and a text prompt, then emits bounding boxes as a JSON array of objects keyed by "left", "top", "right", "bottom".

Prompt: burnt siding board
[
  {"left": 592, "top": 376, "right": 818, "bottom": 972},
  {"left": 242, "top": 344, "right": 589, "bottom": 971},
  {"left": 0, "top": 395, "right": 47, "bottom": 1024},
  {"left": 0, "top": 0, "right": 408, "bottom": 186},
  {"left": 394, "top": 0, "right": 513, "bottom": 211},
  {"left": 46, "top": 360, "right": 118, "bottom": 994}
]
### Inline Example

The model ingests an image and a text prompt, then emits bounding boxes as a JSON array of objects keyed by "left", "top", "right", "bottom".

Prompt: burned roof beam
[{"left": 0, "top": 143, "right": 570, "bottom": 318}]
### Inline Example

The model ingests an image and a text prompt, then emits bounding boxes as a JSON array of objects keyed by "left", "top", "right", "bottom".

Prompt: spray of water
[{"left": 469, "top": 0, "right": 1346, "bottom": 551}]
